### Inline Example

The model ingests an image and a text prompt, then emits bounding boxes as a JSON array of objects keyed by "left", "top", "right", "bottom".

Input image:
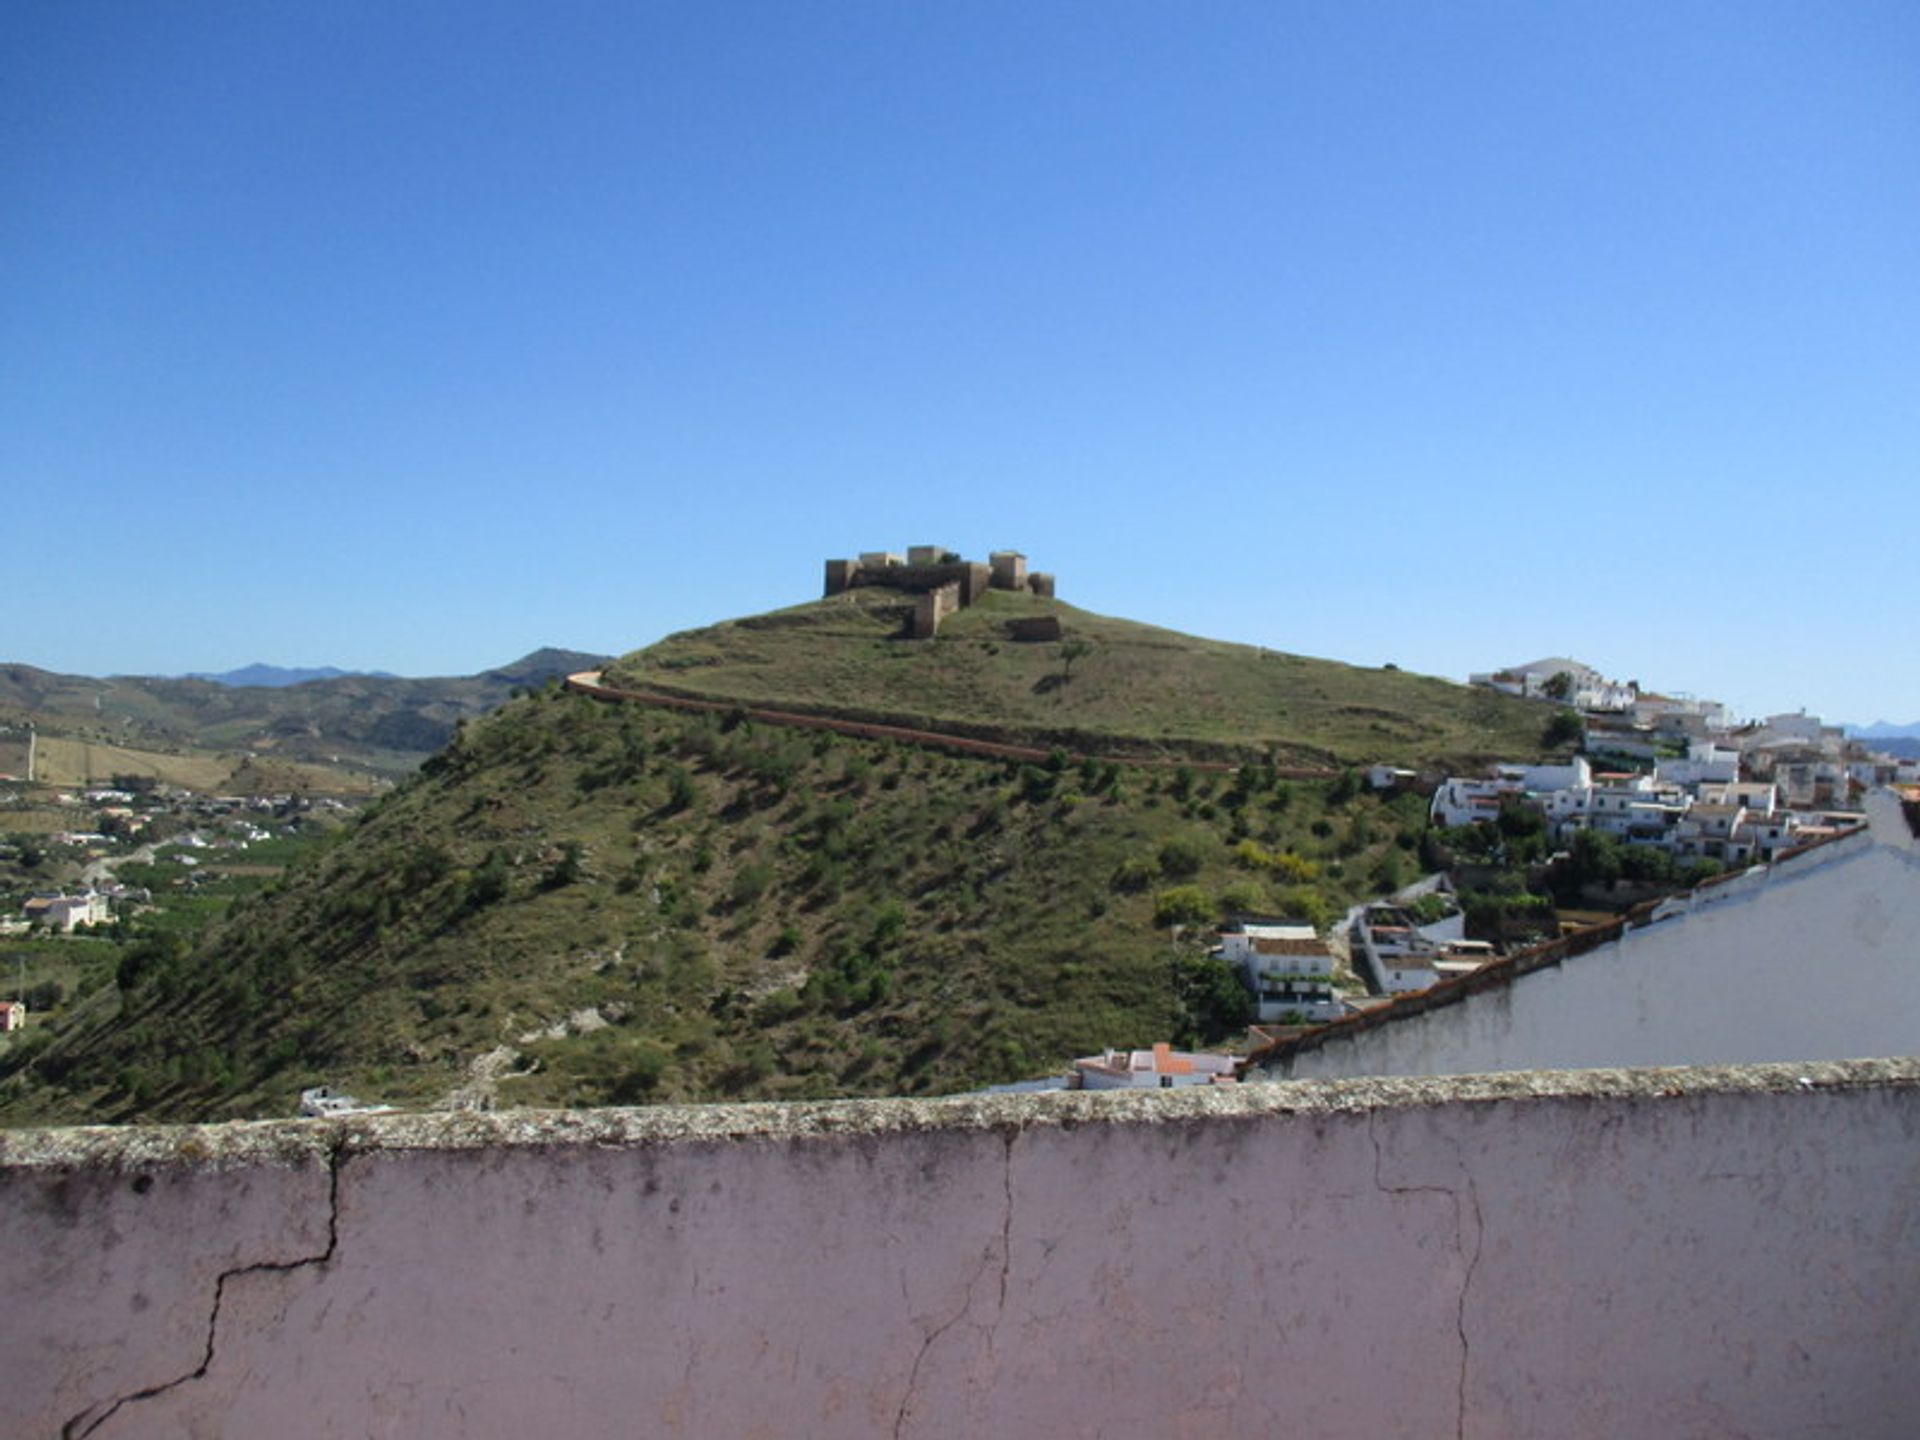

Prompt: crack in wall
[
  {"left": 892, "top": 1125, "right": 1020, "bottom": 1440},
  {"left": 1368, "top": 1109, "right": 1481, "bottom": 1440},
  {"left": 62, "top": 1137, "right": 347, "bottom": 1440},
  {"left": 992, "top": 1126, "right": 1017, "bottom": 1334},
  {"left": 1454, "top": 1174, "right": 1483, "bottom": 1440}
]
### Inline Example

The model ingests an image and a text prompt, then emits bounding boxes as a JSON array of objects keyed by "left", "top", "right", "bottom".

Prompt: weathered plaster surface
[
  {"left": 4, "top": 1062, "right": 1918, "bottom": 1438},
  {"left": 1276, "top": 826, "right": 1920, "bottom": 1082}
]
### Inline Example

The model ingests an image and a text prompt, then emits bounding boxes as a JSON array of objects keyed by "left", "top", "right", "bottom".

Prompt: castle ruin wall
[{"left": 912, "top": 582, "right": 961, "bottom": 640}]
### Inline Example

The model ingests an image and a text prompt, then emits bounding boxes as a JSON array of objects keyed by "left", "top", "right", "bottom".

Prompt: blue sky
[{"left": 5, "top": 3, "right": 1916, "bottom": 722}]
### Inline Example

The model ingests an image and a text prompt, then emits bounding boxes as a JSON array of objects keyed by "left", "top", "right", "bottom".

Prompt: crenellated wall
[
  {"left": 6, "top": 1061, "right": 1919, "bottom": 1439},
  {"left": 822, "top": 549, "right": 1053, "bottom": 634}
]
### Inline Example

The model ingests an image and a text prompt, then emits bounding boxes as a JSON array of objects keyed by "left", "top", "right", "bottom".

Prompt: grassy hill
[
  {"left": 1, "top": 687, "right": 1455, "bottom": 1124},
  {"left": 0, "top": 598, "right": 1564, "bottom": 1125},
  {"left": 606, "top": 589, "right": 1546, "bottom": 767}
]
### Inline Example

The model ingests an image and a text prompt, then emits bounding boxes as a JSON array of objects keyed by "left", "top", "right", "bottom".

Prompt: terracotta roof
[{"left": 1251, "top": 937, "right": 1331, "bottom": 957}]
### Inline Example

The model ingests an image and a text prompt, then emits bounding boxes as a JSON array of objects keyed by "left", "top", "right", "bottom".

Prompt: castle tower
[{"left": 989, "top": 550, "right": 1027, "bottom": 591}]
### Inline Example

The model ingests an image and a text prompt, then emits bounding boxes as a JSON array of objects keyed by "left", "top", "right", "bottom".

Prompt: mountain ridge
[
  {"left": 0, "top": 648, "right": 613, "bottom": 777},
  {"left": 181, "top": 663, "right": 397, "bottom": 687}
]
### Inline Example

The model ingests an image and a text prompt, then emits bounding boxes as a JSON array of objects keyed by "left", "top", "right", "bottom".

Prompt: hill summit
[{"left": 606, "top": 578, "right": 1541, "bottom": 769}]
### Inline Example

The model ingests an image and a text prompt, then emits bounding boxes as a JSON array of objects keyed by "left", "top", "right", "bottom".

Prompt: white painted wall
[
  {"left": 1275, "top": 798, "right": 1920, "bottom": 1083},
  {"left": 5, "top": 1064, "right": 1920, "bottom": 1439}
]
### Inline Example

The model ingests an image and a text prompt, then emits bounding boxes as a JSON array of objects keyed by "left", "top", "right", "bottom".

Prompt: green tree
[
  {"left": 607, "top": 1041, "right": 671, "bottom": 1103},
  {"left": 1157, "top": 834, "right": 1208, "bottom": 879},
  {"left": 1542, "top": 671, "right": 1575, "bottom": 702},
  {"left": 1543, "top": 709, "right": 1584, "bottom": 749},
  {"left": 1153, "top": 885, "right": 1214, "bottom": 927},
  {"left": 1570, "top": 827, "right": 1622, "bottom": 885},
  {"left": 1058, "top": 639, "right": 1093, "bottom": 681},
  {"left": 1174, "top": 954, "right": 1253, "bottom": 1045},
  {"left": 1217, "top": 879, "right": 1267, "bottom": 917}
]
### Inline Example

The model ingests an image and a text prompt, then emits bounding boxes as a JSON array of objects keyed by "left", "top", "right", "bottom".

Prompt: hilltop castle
[{"left": 824, "top": 546, "right": 1057, "bottom": 639}]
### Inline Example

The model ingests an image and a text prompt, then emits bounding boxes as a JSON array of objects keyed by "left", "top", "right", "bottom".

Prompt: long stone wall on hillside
[
  {"left": 5, "top": 1060, "right": 1919, "bottom": 1438},
  {"left": 566, "top": 671, "right": 1339, "bottom": 775}
]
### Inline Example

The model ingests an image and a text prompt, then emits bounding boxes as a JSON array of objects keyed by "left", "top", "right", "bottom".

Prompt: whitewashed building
[
  {"left": 21, "top": 892, "right": 109, "bottom": 933},
  {"left": 1220, "top": 922, "right": 1344, "bottom": 1022},
  {"left": 1470, "top": 658, "right": 1635, "bottom": 712},
  {"left": 1068, "top": 1043, "right": 1238, "bottom": 1090}
]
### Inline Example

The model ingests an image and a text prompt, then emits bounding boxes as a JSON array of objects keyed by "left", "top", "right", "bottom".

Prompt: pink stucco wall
[{"left": 5, "top": 1060, "right": 1918, "bottom": 1438}]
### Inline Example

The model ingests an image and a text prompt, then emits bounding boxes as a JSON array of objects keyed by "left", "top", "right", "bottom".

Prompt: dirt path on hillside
[{"left": 565, "top": 672, "right": 1337, "bottom": 778}]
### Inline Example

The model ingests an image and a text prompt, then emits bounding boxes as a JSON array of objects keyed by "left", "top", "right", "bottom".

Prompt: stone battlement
[{"left": 824, "top": 545, "right": 1056, "bottom": 635}]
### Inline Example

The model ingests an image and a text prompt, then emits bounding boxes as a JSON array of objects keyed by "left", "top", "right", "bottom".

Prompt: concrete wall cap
[{"left": 6, "top": 1057, "right": 1917, "bottom": 1172}]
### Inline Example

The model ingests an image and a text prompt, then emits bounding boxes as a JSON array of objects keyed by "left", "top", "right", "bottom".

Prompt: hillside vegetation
[
  {"left": 606, "top": 589, "right": 1546, "bottom": 766},
  {"left": 1, "top": 598, "right": 1566, "bottom": 1124},
  {"left": 1, "top": 685, "right": 1443, "bottom": 1124}
]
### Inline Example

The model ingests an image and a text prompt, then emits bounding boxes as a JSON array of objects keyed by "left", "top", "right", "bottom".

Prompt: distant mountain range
[
  {"left": 181, "top": 663, "right": 399, "bottom": 687},
  {"left": 1850, "top": 722, "right": 1920, "bottom": 740},
  {"left": 0, "top": 647, "right": 612, "bottom": 776},
  {"left": 1844, "top": 723, "right": 1920, "bottom": 761}
]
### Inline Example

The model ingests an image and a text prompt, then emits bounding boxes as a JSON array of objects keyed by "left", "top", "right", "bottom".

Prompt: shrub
[
  {"left": 730, "top": 862, "right": 774, "bottom": 907},
  {"left": 1277, "top": 886, "right": 1336, "bottom": 933},
  {"left": 1543, "top": 709, "right": 1584, "bottom": 749},
  {"left": 1272, "top": 850, "right": 1320, "bottom": 883},
  {"left": 1217, "top": 879, "right": 1267, "bottom": 917},
  {"left": 1153, "top": 885, "right": 1214, "bottom": 927},
  {"left": 607, "top": 1041, "right": 671, "bottom": 1104},
  {"left": 1157, "top": 834, "right": 1208, "bottom": 880},
  {"left": 542, "top": 841, "right": 584, "bottom": 890},
  {"left": 753, "top": 988, "right": 803, "bottom": 1025},
  {"left": 665, "top": 765, "right": 696, "bottom": 813},
  {"left": 1233, "top": 838, "right": 1273, "bottom": 870}
]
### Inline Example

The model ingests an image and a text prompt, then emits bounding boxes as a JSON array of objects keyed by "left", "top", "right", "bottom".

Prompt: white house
[
  {"left": 22, "top": 892, "right": 109, "bottom": 933},
  {"left": 1349, "top": 901, "right": 1485, "bottom": 996},
  {"left": 1432, "top": 761, "right": 1589, "bottom": 828},
  {"left": 1068, "top": 1043, "right": 1238, "bottom": 1090},
  {"left": 1470, "top": 659, "right": 1635, "bottom": 712},
  {"left": 1499, "top": 758, "right": 1593, "bottom": 793},
  {"left": 1655, "top": 742, "right": 1741, "bottom": 789},
  {"left": 1221, "top": 922, "right": 1343, "bottom": 1023},
  {"left": 1632, "top": 693, "right": 1734, "bottom": 734},
  {"left": 1366, "top": 765, "right": 1417, "bottom": 791},
  {"left": 1555, "top": 775, "right": 1688, "bottom": 845},
  {"left": 1430, "top": 777, "right": 1516, "bottom": 828}
]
